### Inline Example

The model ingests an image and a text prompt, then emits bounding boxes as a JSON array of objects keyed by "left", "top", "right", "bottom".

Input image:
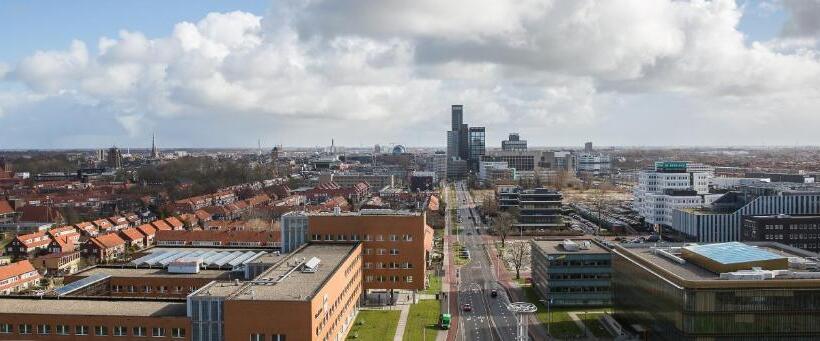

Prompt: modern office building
[
  {"left": 634, "top": 161, "right": 718, "bottom": 230},
  {"left": 612, "top": 241, "right": 820, "bottom": 340},
  {"left": 478, "top": 161, "right": 515, "bottom": 182},
  {"left": 430, "top": 151, "right": 447, "bottom": 182},
  {"left": 576, "top": 153, "right": 612, "bottom": 176},
  {"left": 281, "top": 209, "right": 433, "bottom": 291},
  {"left": 742, "top": 215, "right": 820, "bottom": 253},
  {"left": 468, "top": 127, "right": 486, "bottom": 171},
  {"left": 672, "top": 183, "right": 820, "bottom": 242},
  {"left": 516, "top": 189, "right": 564, "bottom": 232},
  {"left": 496, "top": 185, "right": 520, "bottom": 211},
  {"left": 502, "top": 133, "right": 527, "bottom": 151},
  {"left": 531, "top": 239, "right": 612, "bottom": 307}
]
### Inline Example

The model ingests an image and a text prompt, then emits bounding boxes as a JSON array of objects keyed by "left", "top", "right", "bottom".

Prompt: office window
[
  {"left": 325, "top": 234, "right": 332, "bottom": 241},
  {"left": 389, "top": 234, "right": 398, "bottom": 241},
  {"left": 406, "top": 276, "right": 413, "bottom": 283},
  {"left": 250, "top": 333, "right": 265, "bottom": 341},
  {"left": 364, "top": 234, "right": 372, "bottom": 241},
  {"left": 152, "top": 327, "right": 166, "bottom": 337},
  {"left": 113, "top": 326, "right": 127, "bottom": 336},
  {"left": 172, "top": 328, "right": 185, "bottom": 338},
  {"left": 95, "top": 325, "right": 108, "bottom": 336},
  {"left": 337, "top": 234, "right": 345, "bottom": 241},
  {"left": 351, "top": 234, "right": 360, "bottom": 241},
  {"left": 376, "top": 235, "right": 384, "bottom": 241},
  {"left": 133, "top": 326, "right": 147, "bottom": 337},
  {"left": 56, "top": 325, "right": 69, "bottom": 335},
  {"left": 76, "top": 325, "right": 88, "bottom": 335},
  {"left": 390, "top": 249, "right": 399, "bottom": 255},
  {"left": 37, "top": 324, "right": 50, "bottom": 335},
  {"left": 403, "top": 234, "right": 413, "bottom": 241},
  {"left": 377, "top": 248, "right": 386, "bottom": 255},
  {"left": 0, "top": 324, "right": 10, "bottom": 333},
  {"left": 274, "top": 334, "right": 287, "bottom": 341}
]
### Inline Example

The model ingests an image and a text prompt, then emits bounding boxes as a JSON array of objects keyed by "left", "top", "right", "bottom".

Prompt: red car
[{"left": 462, "top": 303, "right": 472, "bottom": 312}]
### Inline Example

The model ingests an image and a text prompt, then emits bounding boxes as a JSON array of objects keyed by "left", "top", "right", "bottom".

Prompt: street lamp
[{"left": 538, "top": 298, "right": 553, "bottom": 336}]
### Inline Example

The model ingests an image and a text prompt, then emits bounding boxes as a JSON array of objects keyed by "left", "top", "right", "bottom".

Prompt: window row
[
  {"left": 364, "top": 248, "right": 400, "bottom": 255},
  {"left": 250, "top": 333, "right": 287, "bottom": 341},
  {"left": 311, "top": 234, "right": 413, "bottom": 242},
  {"left": 0, "top": 324, "right": 184, "bottom": 338},
  {"left": 365, "top": 275, "right": 413, "bottom": 283},
  {"left": 364, "top": 262, "right": 414, "bottom": 269}
]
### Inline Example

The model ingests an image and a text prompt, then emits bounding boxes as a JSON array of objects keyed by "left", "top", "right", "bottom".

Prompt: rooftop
[
  {"left": 614, "top": 242, "right": 819, "bottom": 283},
  {"left": 196, "top": 243, "right": 358, "bottom": 301},
  {"left": 0, "top": 298, "right": 186, "bottom": 317},
  {"left": 72, "top": 266, "right": 233, "bottom": 279},
  {"left": 683, "top": 242, "right": 784, "bottom": 265},
  {"left": 532, "top": 239, "right": 610, "bottom": 255}
]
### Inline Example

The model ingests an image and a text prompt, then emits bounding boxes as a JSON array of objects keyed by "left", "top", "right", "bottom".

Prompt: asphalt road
[{"left": 453, "top": 181, "right": 521, "bottom": 341}]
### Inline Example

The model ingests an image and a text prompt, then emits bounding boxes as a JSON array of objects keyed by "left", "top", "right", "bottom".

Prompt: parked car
[{"left": 462, "top": 303, "right": 472, "bottom": 312}]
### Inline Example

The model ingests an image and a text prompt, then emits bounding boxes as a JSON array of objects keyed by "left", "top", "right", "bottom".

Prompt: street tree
[
  {"left": 507, "top": 242, "right": 530, "bottom": 280},
  {"left": 494, "top": 207, "right": 518, "bottom": 248}
]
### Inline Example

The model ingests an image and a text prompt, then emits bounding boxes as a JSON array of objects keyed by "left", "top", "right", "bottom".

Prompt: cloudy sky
[{"left": 1, "top": 0, "right": 819, "bottom": 149}]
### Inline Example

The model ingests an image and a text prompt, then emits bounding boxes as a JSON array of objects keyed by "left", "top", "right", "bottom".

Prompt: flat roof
[
  {"left": 683, "top": 242, "right": 785, "bottom": 265},
  {"left": 196, "top": 243, "right": 357, "bottom": 301},
  {"left": 0, "top": 299, "right": 186, "bottom": 317},
  {"left": 73, "top": 267, "right": 232, "bottom": 279},
  {"left": 532, "top": 239, "right": 610, "bottom": 255},
  {"left": 615, "top": 242, "right": 813, "bottom": 282}
]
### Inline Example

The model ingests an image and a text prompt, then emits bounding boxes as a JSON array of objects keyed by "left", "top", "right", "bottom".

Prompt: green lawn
[
  {"left": 402, "top": 300, "right": 441, "bottom": 341},
  {"left": 347, "top": 310, "right": 401, "bottom": 341},
  {"left": 422, "top": 272, "right": 442, "bottom": 295},
  {"left": 579, "top": 312, "right": 612, "bottom": 338},
  {"left": 522, "top": 286, "right": 583, "bottom": 338}
]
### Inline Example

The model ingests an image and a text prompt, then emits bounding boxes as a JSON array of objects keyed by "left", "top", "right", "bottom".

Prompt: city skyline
[{"left": 2, "top": 1, "right": 820, "bottom": 149}]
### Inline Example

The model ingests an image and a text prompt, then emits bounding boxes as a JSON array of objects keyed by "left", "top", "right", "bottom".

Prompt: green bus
[{"left": 439, "top": 313, "right": 451, "bottom": 329}]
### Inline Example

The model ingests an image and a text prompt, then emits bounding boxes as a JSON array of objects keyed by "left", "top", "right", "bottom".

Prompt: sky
[{"left": 1, "top": 0, "right": 820, "bottom": 149}]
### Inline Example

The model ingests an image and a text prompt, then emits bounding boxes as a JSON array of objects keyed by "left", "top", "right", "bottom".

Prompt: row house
[
  {"left": 0, "top": 260, "right": 41, "bottom": 294},
  {"left": 31, "top": 251, "right": 81, "bottom": 276},
  {"left": 150, "top": 219, "right": 172, "bottom": 231},
  {"left": 83, "top": 233, "right": 126, "bottom": 263},
  {"left": 47, "top": 236, "right": 75, "bottom": 254},
  {"left": 155, "top": 230, "right": 281, "bottom": 248},
  {"left": 136, "top": 223, "right": 157, "bottom": 246},
  {"left": 119, "top": 227, "right": 146, "bottom": 249},
  {"left": 46, "top": 225, "right": 80, "bottom": 245},
  {"left": 92, "top": 218, "right": 114, "bottom": 233},
  {"left": 107, "top": 215, "right": 129, "bottom": 230},
  {"left": 74, "top": 221, "right": 98, "bottom": 237},
  {"left": 5, "top": 231, "right": 51, "bottom": 258},
  {"left": 0, "top": 200, "right": 15, "bottom": 224},
  {"left": 124, "top": 213, "right": 141, "bottom": 226},
  {"left": 164, "top": 216, "right": 184, "bottom": 230}
]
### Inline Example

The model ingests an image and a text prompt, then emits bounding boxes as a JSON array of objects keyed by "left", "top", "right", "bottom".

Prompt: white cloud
[{"left": 2, "top": 1, "right": 820, "bottom": 147}]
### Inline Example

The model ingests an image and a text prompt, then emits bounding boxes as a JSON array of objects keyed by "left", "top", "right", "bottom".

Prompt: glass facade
[
  {"left": 613, "top": 250, "right": 820, "bottom": 340},
  {"left": 468, "top": 127, "right": 485, "bottom": 171},
  {"left": 531, "top": 241, "right": 612, "bottom": 306}
]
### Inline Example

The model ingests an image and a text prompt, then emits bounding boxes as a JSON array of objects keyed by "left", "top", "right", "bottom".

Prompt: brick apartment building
[
  {"left": 0, "top": 260, "right": 41, "bottom": 295},
  {"left": 282, "top": 209, "right": 434, "bottom": 291}
]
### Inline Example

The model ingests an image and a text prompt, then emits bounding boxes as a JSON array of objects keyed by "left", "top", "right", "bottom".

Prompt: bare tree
[
  {"left": 482, "top": 195, "right": 498, "bottom": 217},
  {"left": 494, "top": 207, "right": 518, "bottom": 248},
  {"left": 507, "top": 242, "right": 530, "bottom": 280}
]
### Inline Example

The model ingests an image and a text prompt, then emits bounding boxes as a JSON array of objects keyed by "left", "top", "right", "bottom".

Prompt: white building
[
  {"left": 634, "top": 161, "right": 720, "bottom": 228},
  {"left": 479, "top": 161, "right": 513, "bottom": 181},
  {"left": 576, "top": 153, "right": 612, "bottom": 175},
  {"left": 431, "top": 152, "right": 448, "bottom": 182}
]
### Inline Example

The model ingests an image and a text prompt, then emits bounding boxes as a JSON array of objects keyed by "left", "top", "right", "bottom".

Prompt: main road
[{"left": 451, "top": 181, "right": 521, "bottom": 341}]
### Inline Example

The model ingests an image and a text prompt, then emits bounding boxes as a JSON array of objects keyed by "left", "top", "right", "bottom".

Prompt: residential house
[
  {"left": 107, "top": 215, "right": 129, "bottom": 231},
  {"left": 5, "top": 231, "right": 52, "bottom": 258},
  {"left": 0, "top": 260, "right": 41, "bottom": 294},
  {"left": 17, "top": 205, "right": 64, "bottom": 226},
  {"left": 164, "top": 216, "right": 185, "bottom": 230},
  {"left": 92, "top": 218, "right": 114, "bottom": 233},
  {"left": 31, "top": 252, "right": 81, "bottom": 276},
  {"left": 83, "top": 234, "right": 126, "bottom": 262},
  {"left": 150, "top": 219, "right": 172, "bottom": 231},
  {"left": 119, "top": 227, "right": 146, "bottom": 249},
  {"left": 47, "top": 236, "right": 75, "bottom": 254},
  {"left": 46, "top": 225, "right": 80, "bottom": 245},
  {"left": 124, "top": 213, "right": 141, "bottom": 227},
  {"left": 0, "top": 200, "right": 15, "bottom": 224},
  {"left": 136, "top": 223, "right": 157, "bottom": 246},
  {"left": 74, "top": 221, "right": 99, "bottom": 237}
]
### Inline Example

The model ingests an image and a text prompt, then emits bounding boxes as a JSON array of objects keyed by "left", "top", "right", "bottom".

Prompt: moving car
[
  {"left": 490, "top": 289, "right": 498, "bottom": 298},
  {"left": 462, "top": 303, "right": 472, "bottom": 312}
]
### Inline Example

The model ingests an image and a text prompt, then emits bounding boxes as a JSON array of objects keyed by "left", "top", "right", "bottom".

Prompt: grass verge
[
  {"left": 402, "top": 300, "right": 441, "bottom": 341},
  {"left": 347, "top": 310, "right": 401, "bottom": 341}
]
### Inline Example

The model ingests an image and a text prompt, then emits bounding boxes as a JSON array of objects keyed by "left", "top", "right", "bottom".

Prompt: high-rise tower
[{"left": 150, "top": 133, "right": 160, "bottom": 159}]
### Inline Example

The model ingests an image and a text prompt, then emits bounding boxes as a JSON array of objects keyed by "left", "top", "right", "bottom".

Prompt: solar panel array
[
  {"left": 684, "top": 242, "right": 785, "bottom": 265},
  {"left": 130, "top": 250, "right": 267, "bottom": 269},
  {"left": 54, "top": 274, "right": 111, "bottom": 296}
]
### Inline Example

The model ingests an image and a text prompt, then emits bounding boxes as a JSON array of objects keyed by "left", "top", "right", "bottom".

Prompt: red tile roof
[
  {"left": 164, "top": 217, "right": 184, "bottom": 229},
  {"left": 0, "top": 200, "right": 13, "bottom": 215},
  {"left": 50, "top": 236, "right": 76, "bottom": 252},
  {"left": 136, "top": 223, "right": 157, "bottom": 237},
  {"left": 0, "top": 260, "right": 40, "bottom": 290},
  {"left": 93, "top": 218, "right": 114, "bottom": 230},
  {"left": 18, "top": 205, "right": 63, "bottom": 223},
  {"left": 89, "top": 233, "right": 126, "bottom": 249},
  {"left": 150, "top": 219, "right": 171, "bottom": 231},
  {"left": 14, "top": 231, "right": 52, "bottom": 249},
  {"left": 119, "top": 227, "right": 145, "bottom": 242}
]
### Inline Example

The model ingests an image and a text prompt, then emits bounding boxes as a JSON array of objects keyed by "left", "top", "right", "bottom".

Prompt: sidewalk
[{"left": 393, "top": 304, "right": 412, "bottom": 341}]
